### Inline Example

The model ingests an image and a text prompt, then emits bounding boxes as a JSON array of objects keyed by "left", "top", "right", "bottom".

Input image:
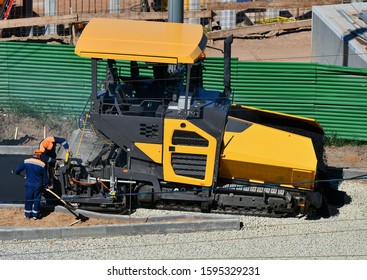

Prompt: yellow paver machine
[{"left": 55, "top": 18, "right": 326, "bottom": 217}]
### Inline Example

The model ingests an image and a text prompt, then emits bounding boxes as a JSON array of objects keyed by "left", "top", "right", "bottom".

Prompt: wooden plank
[
  {"left": 0, "top": 15, "right": 78, "bottom": 29},
  {"left": 0, "top": 10, "right": 212, "bottom": 29},
  {"left": 78, "top": 10, "right": 212, "bottom": 21},
  {"left": 207, "top": 19, "right": 312, "bottom": 40},
  {"left": 207, "top": 0, "right": 342, "bottom": 10}
]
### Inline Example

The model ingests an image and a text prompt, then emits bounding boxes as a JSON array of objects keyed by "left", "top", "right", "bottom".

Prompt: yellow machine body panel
[
  {"left": 220, "top": 117, "right": 317, "bottom": 189},
  {"left": 75, "top": 18, "right": 207, "bottom": 64},
  {"left": 135, "top": 143, "right": 163, "bottom": 164},
  {"left": 163, "top": 119, "right": 217, "bottom": 187}
]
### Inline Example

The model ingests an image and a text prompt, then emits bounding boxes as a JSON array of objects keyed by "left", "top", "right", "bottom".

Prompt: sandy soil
[
  {"left": 1, "top": 30, "right": 367, "bottom": 227},
  {"left": 0, "top": 208, "right": 139, "bottom": 227},
  {"left": 206, "top": 30, "right": 312, "bottom": 62}
]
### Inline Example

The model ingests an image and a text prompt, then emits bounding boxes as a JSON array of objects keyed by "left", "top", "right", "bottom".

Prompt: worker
[
  {"left": 39, "top": 136, "right": 70, "bottom": 163},
  {"left": 39, "top": 136, "right": 71, "bottom": 188},
  {"left": 13, "top": 149, "right": 48, "bottom": 220}
]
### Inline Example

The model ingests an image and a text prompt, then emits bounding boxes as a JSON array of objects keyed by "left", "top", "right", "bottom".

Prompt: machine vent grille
[
  {"left": 171, "top": 153, "right": 207, "bottom": 179},
  {"left": 139, "top": 123, "right": 159, "bottom": 139},
  {"left": 172, "top": 130, "right": 209, "bottom": 147}
]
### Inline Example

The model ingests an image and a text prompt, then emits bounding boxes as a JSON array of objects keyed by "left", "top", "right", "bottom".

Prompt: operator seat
[{"left": 115, "top": 84, "right": 144, "bottom": 116}]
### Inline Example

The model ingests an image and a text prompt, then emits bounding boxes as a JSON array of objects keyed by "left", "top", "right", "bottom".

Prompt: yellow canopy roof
[{"left": 74, "top": 18, "right": 207, "bottom": 64}]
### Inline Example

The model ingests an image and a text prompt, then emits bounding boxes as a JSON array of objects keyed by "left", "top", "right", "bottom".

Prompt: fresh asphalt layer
[{"left": 1, "top": 145, "right": 364, "bottom": 241}]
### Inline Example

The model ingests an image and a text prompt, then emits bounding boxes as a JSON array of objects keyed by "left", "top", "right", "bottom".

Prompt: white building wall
[{"left": 312, "top": 3, "right": 367, "bottom": 68}]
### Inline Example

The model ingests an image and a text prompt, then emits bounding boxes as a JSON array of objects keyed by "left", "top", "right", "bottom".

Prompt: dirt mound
[
  {"left": 0, "top": 111, "right": 76, "bottom": 146},
  {"left": 325, "top": 145, "right": 367, "bottom": 169}
]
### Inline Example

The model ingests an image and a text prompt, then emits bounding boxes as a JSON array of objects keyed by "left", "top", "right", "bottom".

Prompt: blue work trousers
[{"left": 24, "top": 184, "right": 43, "bottom": 218}]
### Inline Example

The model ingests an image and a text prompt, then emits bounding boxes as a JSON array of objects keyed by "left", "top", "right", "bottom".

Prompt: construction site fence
[{"left": 1, "top": 41, "right": 367, "bottom": 141}]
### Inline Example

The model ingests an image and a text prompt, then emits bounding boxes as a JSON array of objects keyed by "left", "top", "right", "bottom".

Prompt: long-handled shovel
[{"left": 44, "top": 188, "right": 89, "bottom": 226}]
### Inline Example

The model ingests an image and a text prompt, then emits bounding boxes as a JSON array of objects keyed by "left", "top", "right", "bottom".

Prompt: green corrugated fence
[
  {"left": 0, "top": 42, "right": 92, "bottom": 115},
  {"left": 1, "top": 42, "right": 367, "bottom": 140},
  {"left": 313, "top": 65, "right": 367, "bottom": 140},
  {"left": 203, "top": 59, "right": 367, "bottom": 140}
]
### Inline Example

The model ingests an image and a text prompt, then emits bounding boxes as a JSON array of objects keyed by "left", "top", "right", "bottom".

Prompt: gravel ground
[{"left": 0, "top": 180, "right": 366, "bottom": 260}]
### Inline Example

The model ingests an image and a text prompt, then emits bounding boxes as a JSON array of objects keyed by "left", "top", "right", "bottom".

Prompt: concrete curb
[
  {"left": 325, "top": 166, "right": 367, "bottom": 182},
  {"left": 0, "top": 204, "right": 241, "bottom": 241},
  {"left": 341, "top": 168, "right": 367, "bottom": 179},
  {"left": 0, "top": 219, "right": 241, "bottom": 241}
]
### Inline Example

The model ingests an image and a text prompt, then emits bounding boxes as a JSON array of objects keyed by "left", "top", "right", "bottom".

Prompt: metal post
[
  {"left": 184, "top": 64, "right": 192, "bottom": 113},
  {"left": 168, "top": 0, "right": 183, "bottom": 23},
  {"left": 23, "top": 0, "right": 33, "bottom": 36},
  {"left": 224, "top": 35, "right": 233, "bottom": 98},
  {"left": 168, "top": 0, "right": 185, "bottom": 113},
  {"left": 110, "top": 159, "right": 116, "bottom": 192},
  {"left": 91, "top": 58, "right": 98, "bottom": 111}
]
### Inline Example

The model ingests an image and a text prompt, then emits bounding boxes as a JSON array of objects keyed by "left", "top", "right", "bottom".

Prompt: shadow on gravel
[
  {"left": 0, "top": 135, "right": 36, "bottom": 145},
  {"left": 307, "top": 167, "right": 352, "bottom": 220}
]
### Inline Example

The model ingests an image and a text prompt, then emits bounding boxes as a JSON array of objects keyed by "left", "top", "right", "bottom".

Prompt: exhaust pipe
[
  {"left": 224, "top": 35, "right": 233, "bottom": 98},
  {"left": 168, "top": 0, "right": 184, "bottom": 23}
]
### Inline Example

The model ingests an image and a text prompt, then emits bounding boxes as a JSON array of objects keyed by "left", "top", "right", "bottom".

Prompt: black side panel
[{"left": 90, "top": 112, "right": 163, "bottom": 162}]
